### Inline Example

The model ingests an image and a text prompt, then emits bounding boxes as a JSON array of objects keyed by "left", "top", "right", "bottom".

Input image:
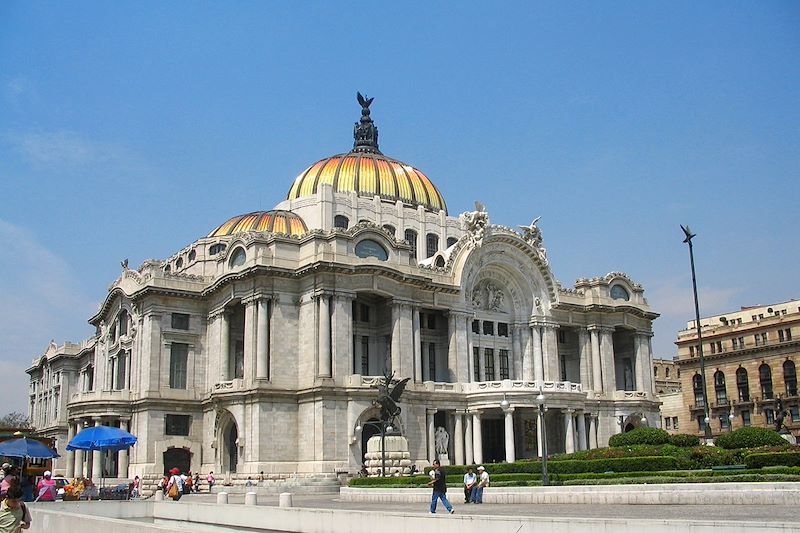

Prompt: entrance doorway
[
  {"left": 360, "top": 419, "right": 381, "bottom": 466},
  {"left": 163, "top": 448, "right": 190, "bottom": 476},
  {"left": 224, "top": 424, "right": 238, "bottom": 473},
  {"left": 481, "top": 418, "right": 504, "bottom": 463}
]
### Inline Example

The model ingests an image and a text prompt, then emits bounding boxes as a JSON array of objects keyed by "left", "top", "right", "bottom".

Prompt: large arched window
[
  {"left": 784, "top": 360, "right": 797, "bottom": 397},
  {"left": 714, "top": 370, "right": 727, "bottom": 405},
  {"left": 759, "top": 363, "right": 774, "bottom": 400},
  {"left": 404, "top": 229, "right": 418, "bottom": 258},
  {"left": 426, "top": 233, "right": 439, "bottom": 258},
  {"left": 334, "top": 215, "right": 349, "bottom": 229},
  {"left": 692, "top": 374, "right": 705, "bottom": 407},
  {"left": 610, "top": 285, "right": 630, "bottom": 301},
  {"left": 354, "top": 239, "right": 388, "bottom": 261},
  {"left": 736, "top": 367, "right": 750, "bottom": 402}
]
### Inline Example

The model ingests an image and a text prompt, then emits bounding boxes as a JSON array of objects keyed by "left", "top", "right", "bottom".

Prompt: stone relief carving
[
  {"left": 459, "top": 201, "right": 489, "bottom": 247},
  {"left": 486, "top": 282, "right": 504, "bottom": 311},
  {"left": 470, "top": 280, "right": 508, "bottom": 312}
]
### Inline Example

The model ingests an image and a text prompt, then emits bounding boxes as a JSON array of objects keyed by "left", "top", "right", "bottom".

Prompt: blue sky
[{"left": 1, "top": 2, "right": 798, "bottom": 414}]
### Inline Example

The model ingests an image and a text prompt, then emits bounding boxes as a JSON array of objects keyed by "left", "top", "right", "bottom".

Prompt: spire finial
[{"left": 352, "top": 92, "right": 381, "bottom": 154}]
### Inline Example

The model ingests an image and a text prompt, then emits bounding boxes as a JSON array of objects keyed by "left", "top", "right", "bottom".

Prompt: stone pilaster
[
  {"left": 589, "top": 326, "right": 602, "bottom": 392},
  {"left": 472, "top": 411, "right": 483, "bottom": 465},
  {"left": 256, "top": 298, "right": 270, "bottom": 379},
  {"left": 564, "top": 409, "right": 575, "bottom": 454},
  {"left": 426, "top": 408, "right": 437, "bottom": 464},
  {"left": 65, "top": 422, "right": 75, "bottom": 479},
  {"left": 576, "top": 411, "right": 587, "bottom": 451},
  {"left": 91, "top": 419, "right": 103, "bottom": 482},
  {"left": 531, "top": 324, "right": 543, "bottom": 381},
  {"left": 413, "top": 307, "right": 422, "bottom": 382},
  {"left": 464, "top": 414, "right": 474, "bottom": 465},
  {"left": 504, "top": 407, "right": 516, "bottom": 463},
  {"left": 118, "top": 419, "right": 129, "bottom": 478},
  {"left": 454, "top": 411, "right": 464, "bottom": 465},
  {"left": 317, "top": 294, "right": 332, "bottom": 378}
]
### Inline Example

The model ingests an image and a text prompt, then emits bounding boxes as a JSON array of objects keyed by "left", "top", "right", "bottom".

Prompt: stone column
[
  {"left": 636, "top": 332, "right": 654, "bottom": 394},
  {"left": 256, "top": 298, "right": 270, "bottom": 379},
  {"left": 447, "top": 313, "right": 458, "bottom": 382},
  {"left": 65, "top": 422, "right": 76, "bottom": 479},
  {"left": 589, "top": 326, "right": 602, "bottom": 392},
  {"left": 454, "top": 412, "right": 464, "bottom": 465},
  {"left": 589, "top": 414, "right": 599, "bottom": 449},
  {"left": 504, "top": 407, "right": 516, "bottom": 463},
  {"left": 511, "top": 325, "right": 523, "bottom": 380},
  {"left": 576, "top": 411, "right": 587, "bottom": 451},
  {"left": 413, "top": 308, "right": 422, "bottom": 382},
  {"left": 600, "top": 328, "right": 616, "bottom": 392},
  {"left": 91, "top": 419, "right": 103, "bottom": 482},
  {"left": 118, "top": 419, "right": 130, "bottom": 478},
  {"left": 332, "top": 294, "right": 354, "bottom": 379},
  {"left": 391, "top": 302, "right": 402, "bottom": 376},
  {"left": 73, "top": 421, "right": 84, "bottom": 477},
  {"left": 427, "top": 409, "right": 437, "bottom": 464},
  {"left": 543, "top": 325, "right": 559, "bottom": 381},
  {"left": 318, "top": 295, "right": 332, "bottom": 378},
  {"left": 464, "top": 414, "right": 474, "bottom": 465},
  {"left": 472, "top": 411, "right": 483, "bottom": 465},
  {"left": 536, "top": 411, "right": 545, "bottom": 458},
  {"left": 578, "top": 328, "right": 592, "bottom": 389},
  {"left": 220, "top": 311, "right": 230, "bottom": 381},
  {"left": 531, "top": 325, "right": 543, "bottom": 381},
  {"left": 243, "top": 299, "right": 257, "bottom": 381},
  {"left": 564, "top": 409, "right": 575, "bottom": 454}
]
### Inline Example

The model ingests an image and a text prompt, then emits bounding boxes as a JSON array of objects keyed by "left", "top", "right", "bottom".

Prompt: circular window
[
  {"left": 610, "top": 285, "right": 630, "bottom": 301},
  {"left": 229, "top": 247, "right": 246, "bottom": 267},
  {"left": 188, "top": 250, "right": 196, "bottom": 262},
  {"left": 355, "top": 239, "right": 388, "bottom": 261},
  {"left": 176, "top": 258, "right": 184, "bottom": 268}
]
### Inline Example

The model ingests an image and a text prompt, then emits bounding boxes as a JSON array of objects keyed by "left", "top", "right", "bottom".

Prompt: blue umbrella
[
  {"left": 0, "top": 437, "right": 60, "bottom": 459},
  {"left": 66, "top": 426, "right": 137, "bottom": 452}
]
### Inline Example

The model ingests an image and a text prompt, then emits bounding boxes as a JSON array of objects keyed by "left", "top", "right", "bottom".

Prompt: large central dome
[{"left": 285, "top": 93, "right": 447, "bottom": 214}]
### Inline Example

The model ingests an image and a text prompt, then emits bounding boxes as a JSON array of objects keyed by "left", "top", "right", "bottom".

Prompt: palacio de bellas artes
[{"left": 27, "top": 94, "right": 659, "bottom": 489}]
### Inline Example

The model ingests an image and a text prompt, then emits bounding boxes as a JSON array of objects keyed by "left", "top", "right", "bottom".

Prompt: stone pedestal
[
  {"left": 437, "top": 453, "right": 451, "bottom": 466},
  {"left": 365, "top": 435, "right": 412, "bottom": 475}
]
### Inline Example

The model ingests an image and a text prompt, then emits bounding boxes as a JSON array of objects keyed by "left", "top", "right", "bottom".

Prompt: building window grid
[
  {"left": 759, "top": 364, "right": 774, "bottom": 400},
  {"left": 783, "top": 360, "right": 797, "bottom": 396},
  {"left": 736, "top": 367, "right": 750, "bottom": 401},
  {"left": 499, "top": 349, "right": 509, "bottom": 380},
  {"left": 483, "top": 321, "right": 494, "bottom": 336},
  {"left": 361, "top": 336, "right": 369, "bottom": 375},
  {"left": 169, "top": 343, "right": 189, "bottom": 389},
  {"left": 473, "top": 347, "right": 480, "bottom": 382},
  {"left": 741, "top": 410, "right": 751, "bottom": 426},
  {"left": 714, "top": 371, "right": 727, "bottom": 405},
  {"left": 428, "top": 343, "right": 436, "bottom": 381},
  {"left": 484, "top": 348, "right": 495, "bottom": 381}
]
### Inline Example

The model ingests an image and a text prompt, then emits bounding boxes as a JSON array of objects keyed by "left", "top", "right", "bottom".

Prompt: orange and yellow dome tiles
[
  {"left": 286, "top": 152, "right": 448, "bottom": 214},
  {"left": 208, "top": 210, "right": 308, "bottom": 238}
]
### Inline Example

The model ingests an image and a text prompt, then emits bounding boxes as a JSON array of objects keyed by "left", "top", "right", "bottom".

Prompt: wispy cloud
[
  {"left": 6, "top": 130, "right": 136, "bottom": 169},
  {"left": 0, "top": 220, "right": 97, "bottom": 412}
]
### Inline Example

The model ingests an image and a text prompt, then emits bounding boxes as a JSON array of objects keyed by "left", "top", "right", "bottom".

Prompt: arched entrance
[
  {"left": 163, "top": 448, "right": 191, "bottom": 476},
  {"left": 224, "top": 423, "right": 238, "bottom": 473},
  {"left": 360, "top": 418, "right": 381, "bottom": 466}
]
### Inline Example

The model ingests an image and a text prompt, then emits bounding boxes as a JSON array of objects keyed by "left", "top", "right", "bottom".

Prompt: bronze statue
[
  {"left": 373, "top": 367, "right": 409, "bottom": 424},
  {"left": 774, "top": 397, "right": 788, "bottom": 433}
]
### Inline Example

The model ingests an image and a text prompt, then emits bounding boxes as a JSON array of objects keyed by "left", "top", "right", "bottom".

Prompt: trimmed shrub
[
  {"left": 548, "top": 456, "right": 678, "bottom": 474},
  {"left": 744, "top": 452, "right": 800, "bottom": 469},
  {"left": 714, "top": 427, "right": 791, "bottom": 449},
  {"left": 348, "top": 475, "right": 430, "bottom": 487},
  {"left": 669, "top": 433, "right": 700, "bottom": 447},
  {"left": 608, "top": 427, "right": 670, "bottom": 447}
]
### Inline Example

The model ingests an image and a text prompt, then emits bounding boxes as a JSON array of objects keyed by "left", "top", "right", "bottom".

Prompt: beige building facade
[
  {"left": 26, "top": 97, "right": 660, "bottom": 483},
  {"left": 675, "top": 299, "right": 800, "bottom": 441}
]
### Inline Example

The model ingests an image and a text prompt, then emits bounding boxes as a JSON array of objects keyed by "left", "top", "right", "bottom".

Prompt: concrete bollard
[
  {"left": 154, "top": 491, "right": 164, "bottom": 501},
  {"left": 279, "top": 492, "right": 293, "bottom": 508},
  {"left": 245, "top": 492, "right": 258, "bottom": 506},
  {"left": 217, "top": 492, "right": 229, "bottom": 505}
]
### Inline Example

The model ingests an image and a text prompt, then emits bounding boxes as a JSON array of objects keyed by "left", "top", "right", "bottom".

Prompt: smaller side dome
[{"left": 208, "top": 210, "right": 308, "bottom": 238}]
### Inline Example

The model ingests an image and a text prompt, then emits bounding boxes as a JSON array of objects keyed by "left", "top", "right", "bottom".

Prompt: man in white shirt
[
  {"left": 463, "top": 468, "right": 477, "bottom": 503},
  {"left": 470, "top": 465, "right": 489, "bottom": 503}
]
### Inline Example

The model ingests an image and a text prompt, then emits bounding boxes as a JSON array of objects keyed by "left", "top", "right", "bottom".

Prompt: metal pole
[
  {"left": 682, "top": 226, "right": 713, "bottom": 442},
  {"left": 539, "top": 403, "right": 549, "bottom": 486},
  {"left": 381, "top": 423, "right": 386, "bottom": 477}
]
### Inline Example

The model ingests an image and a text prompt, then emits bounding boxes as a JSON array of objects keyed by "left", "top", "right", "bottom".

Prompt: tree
[{"left": 0, "top": 411, "right": 31, "bottom": 430}]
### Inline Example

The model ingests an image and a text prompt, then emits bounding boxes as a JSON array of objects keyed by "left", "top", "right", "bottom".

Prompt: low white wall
[{"left": 341, "top": 482, "right": 800, "bottom": 505}]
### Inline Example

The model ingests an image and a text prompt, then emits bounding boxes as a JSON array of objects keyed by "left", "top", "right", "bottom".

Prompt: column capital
[
  {"left": 447, "top": 310, "right": 472, "bottom": 320},
  {"left": 426, "top": 408, "right": 439, "bottom": 415},
  {"left": 529, "top": 319, "right": 559, "bottom": 329},
  {"left": 391, "top": 298, "right": 415, "bottom": 309},
  {"left": 635, "top": 330, "right": 654, "bottom": 338},
  {"left": 502, "top": 406, "right": 516, "bottom": 414},
  {"left": 562, "top": 408, "right": 575, "bottom": 415}
]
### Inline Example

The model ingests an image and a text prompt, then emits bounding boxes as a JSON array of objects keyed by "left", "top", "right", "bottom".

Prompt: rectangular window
[
  {"left": 779, "top": 329, "right": 785, "bottom": 342},
  {"left": 689, "top": 346, "right": 695, "bottom": 357},
  {"left": 716, "top": 341, "right": 723, "bottom": 353},
  {"left": 754, "top": 334, "right": 760, "bottom": 346},
  {"left": 484, "top": 348, "right": 495, "bottom": 381},
  {"left": 697, "top": 415, "right": 707, "bottom": 432},
  {"left": 665, "top": 417, "right": 672, "bottom": 429},
  {"left": 169, "top": 343, "right": 189, "bottom": 389},
  {"left": 719, "top": 415, "right": 730, "bottom": 430},
  {"left": 361, "top": 336, "right": 369, "bottom": 375},
  {"left": 709, "top": 342, "right": 716, "bottom": 354},
  {"left": 428, "top": 343, "right": 436, "bottom": 381},
  {"left": 473, "top": 347, "right": 480, "bottom": 381},
  {"left": 742, "top": 410, "right": 751, "bottom": 426},
  {"left": 165, "top": 414, "right": 191, "bottom": 436},
  {"left": 498, "top": 323, "right": 509, "bottom": 337},
  {"left": 557, "top": 329, "right": 566, "bottom": 344},
  {"left": 765, "top": 408, "right": 775, "bottom": 425},
  {"left": 761, "top": 332, "right": 767, "bottom": 345},
  {"left": 738, "top": 336, "right": 745, "bottom": 349},
  {"left": 427, "top": 314, "right": 436, "bottom": 330},
  {"left": 115, "top": 353, "right": 126, "bottom": 390},
  {"left": 472, "top": 320, "right": 480, "bottom": 334},
  {"left": 672, "top": 417, "right": 679, "bottom": 429},
  {"left": 360, "top": 304, "right": 370, "bottom": 323},
  {"left": 499, "top": 349, "right": 509, "bottom": 379},
  {"left": 483, "top": 321, "right": 494, "bottom": 335},
  {"left": 171, "top": 313, "right": 190, "bottom": 330},
  {"left": 732, "top": 338, "right": 739, "bottom": 350},
  {"left": 785, "top": 329, "right": 792, "bottom": 341},
  {"left": 791, "top": 406, "right": 800, "bottom": 423}
]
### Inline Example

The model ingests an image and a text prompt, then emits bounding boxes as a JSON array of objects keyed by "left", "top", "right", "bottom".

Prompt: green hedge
[
  {"left": 669, "top": 434, "right": 701, "bottom": 447},
  {"left": 349, "top": 475, "right": 431, "bottom": 487},
  {"left": 714, "top": 427, "right": 791, "bottom": 449},
  {"left": 744, "top": 452, "right": 800, "bottom": 469},
  {"left": 608, "top": 428, "right": 671, "bottom": 447}
]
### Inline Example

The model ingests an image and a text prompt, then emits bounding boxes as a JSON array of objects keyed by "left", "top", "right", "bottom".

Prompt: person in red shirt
[{"left": 35, "top": 471, "right": 56, "bottom": 502}]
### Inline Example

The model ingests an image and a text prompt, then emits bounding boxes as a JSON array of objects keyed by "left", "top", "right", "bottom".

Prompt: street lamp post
[
  {"left": 681, "top": 225, "right": 713, "bottom": 443},
  {"left": 356, "top": 420, "right": 393, "bottom": 477},
  {"left": 536, "top": 392, "right": 549, "bottom": 486}
]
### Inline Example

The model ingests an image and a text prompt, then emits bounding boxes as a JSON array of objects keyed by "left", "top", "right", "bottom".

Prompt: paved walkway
[{"left": 179, "top": 492, "right": 799, "bottom": 524}]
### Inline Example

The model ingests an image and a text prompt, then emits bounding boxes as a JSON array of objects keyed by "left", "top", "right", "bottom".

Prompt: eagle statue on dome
[{"left": 357, "top": 92, "right": 374, "bottom": 111}]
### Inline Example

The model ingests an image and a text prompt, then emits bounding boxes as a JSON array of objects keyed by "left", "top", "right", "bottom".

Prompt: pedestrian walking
[{"left": 426, "top": 459, "right": 454, "bottom": 514}]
